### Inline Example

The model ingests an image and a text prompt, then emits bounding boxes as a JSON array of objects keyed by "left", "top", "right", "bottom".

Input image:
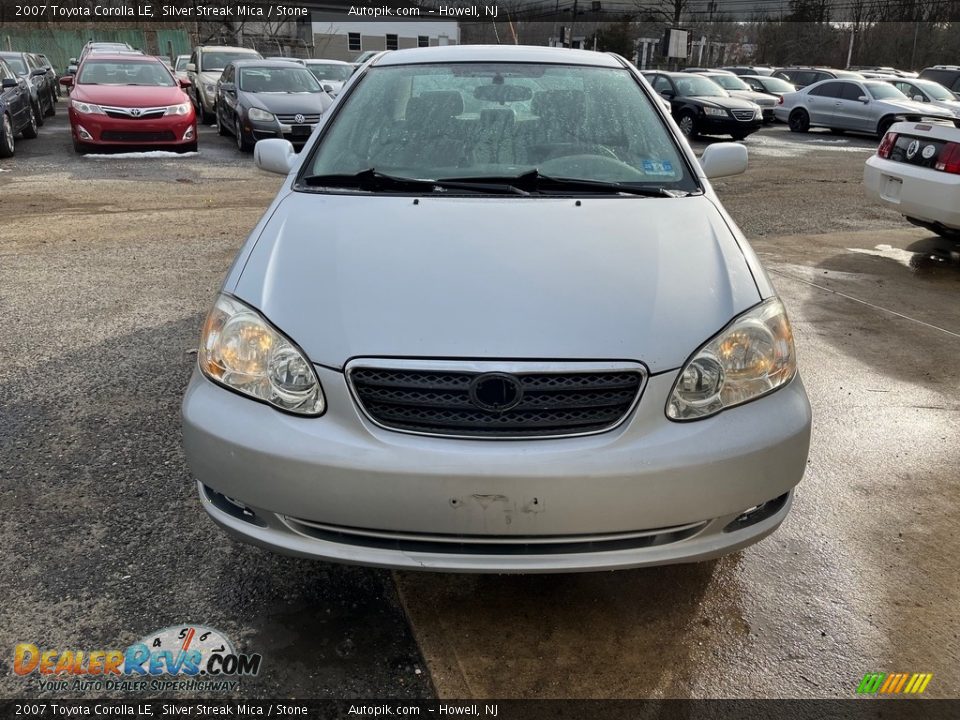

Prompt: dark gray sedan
[
  {"left": 0, "top": 51, "right": 56, "bottom": 125},
  {"left": 215, "top": 59, "right": 332, "bottom": 152}
]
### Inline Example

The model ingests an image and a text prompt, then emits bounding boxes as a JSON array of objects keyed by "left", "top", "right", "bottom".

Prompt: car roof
[
  {"left": 371, "top": 45, "right": 622, "bottom": 68},
  {"left": 304, "top": 59, "right": 350, "bottom": 65},
  {"left": 199, "top": 46, "right": 260, "bottom": 53},
  {"left": 229, "top": 59, "right": 309, "bottom": 68},
  {"left": 80, "top": 53, "right": 163, "bottom": 63}
]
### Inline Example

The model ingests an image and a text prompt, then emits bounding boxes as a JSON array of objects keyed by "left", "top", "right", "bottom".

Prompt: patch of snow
[{"left": 848, "top": 244, "right": 918, "bottom": 268}]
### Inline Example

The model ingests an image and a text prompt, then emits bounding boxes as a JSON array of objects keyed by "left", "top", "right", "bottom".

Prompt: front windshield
[
  {"left": 674, "top": 75, "right": 728, "bottom": 97},
  {"left": 77, "top": 60, "right": 175, "bottom": 86},
  {"left": 915, "top": 80, "right": 954, "bottom": 101},
  {"left": 239, "top": 66, "right": 322, "bottom": 93},
  {"left": 4, "top": 56, "right": 27, "bottom": 75},
  {"left": 307, "top": 64, "right": 351, "bottom": 82},
  {"left": 756, "top": 77, "right": 794, "bottom": 92},
  {"left": 712, "top": 75, "right": 750, "bottom": 91},
  {"left": 303, "top": 62, "right": 696, "bottom": 191},
  {"left": 202, "top": 51, "right": 258, "bottom": 72},
  {"left": 866, "top": 82, "right": 907, "bottom": 100},
  {"left": 175, "top": 56, "right": 189, "bottom": 71}
]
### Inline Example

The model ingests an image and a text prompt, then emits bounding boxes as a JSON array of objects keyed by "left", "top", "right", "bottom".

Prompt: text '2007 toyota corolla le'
[{"left": 181, "top": 45, "right": 812, "bottom": 573}]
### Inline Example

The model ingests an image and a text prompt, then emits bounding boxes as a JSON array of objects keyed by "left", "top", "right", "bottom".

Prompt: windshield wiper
[
  {"left": 436, "top": 170, "right": 690, "bottom": 197},
  {"left": 301, "top": 169, "right": 530, "bottom": 195}
]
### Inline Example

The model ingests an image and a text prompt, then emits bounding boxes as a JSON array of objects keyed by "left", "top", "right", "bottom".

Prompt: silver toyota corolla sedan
[{"left": 182, "top": 45, "right": 812, "bottom": 573}]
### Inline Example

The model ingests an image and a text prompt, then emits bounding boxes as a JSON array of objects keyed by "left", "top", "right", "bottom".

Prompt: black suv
[
  {"left": 918, "top": 66, "right": 960, "bottom": 98},
  {"left": 772, "top": 67, "right": 863, "bottom": 90},
  {"left": 0, "top": 57, "right": 39, "bottom": 158}
]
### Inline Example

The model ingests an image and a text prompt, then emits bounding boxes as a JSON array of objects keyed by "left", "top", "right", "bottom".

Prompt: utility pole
[
  {"left": 845, "top": 26, "right": 854, "bottom": 69},
  {"left": 569, "top": 0, "right": 578, "bottom": 48}
]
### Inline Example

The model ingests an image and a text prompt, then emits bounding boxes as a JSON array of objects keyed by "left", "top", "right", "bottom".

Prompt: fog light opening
[
  {"left": 183, "top": 126, "right": 195, "bottom": 141},
  {"left": 203, "top": 485, "right": 267, "bottom": 527},
  {"left": 722, "top": 493, "right": 790, "bottom": 533},
  {"left": 77, "top": 125, "right": 92, "bottom": 140}
]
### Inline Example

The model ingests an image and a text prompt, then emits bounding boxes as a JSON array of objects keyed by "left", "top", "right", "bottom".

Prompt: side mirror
[
  {"left": 220, "top": 81, "right": 234, "bottom": 92},
  {"left": 255, "top": 138, "right": 297, "bottom": 175},
  {"left": 59, "top": 76, "right": 74, "bottom": 87},
  {"left": 858, "top": 95, "right": 870, "bottom": 103},
  {"left": 913, "top": 94, "right": 925, "bottom": 102},
  {"left": 1, "top": 78, "right": 17, "bottom": 89},
  {"left": 69, "top": 58, "right": 77, "bottom": 65},
  {"left": 186, "top": 62, "right": 197, "bottom": 73},
  {"left": 66, "top": 66, "right": 77, "bottom": 76},
  {"left": 179, "top": 78, "right": 192, "bottom": 88},
  {"left": 700, "top": 142, "right": 748, "bottom": 179},
  {"left": 322, "top": 83, "right": 334, "bottom": 93},
  {"left": 31, "top": 68, "right": 48, "bottom": 77}
]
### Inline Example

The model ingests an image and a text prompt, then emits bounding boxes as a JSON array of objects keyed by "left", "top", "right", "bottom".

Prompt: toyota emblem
[
  {"left": 469, "top": 373, "right": 524, "bottom": 413},
  {"left": 130, "top": 108, "right": 141, "bottom": 117},
  {"left": 294, "top": 113, "right": 305, "bottom": 124}
]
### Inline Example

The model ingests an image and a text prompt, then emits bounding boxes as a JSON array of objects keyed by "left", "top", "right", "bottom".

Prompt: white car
[{"left": 864, "top": 121, "right": 960, "bottom": 238}]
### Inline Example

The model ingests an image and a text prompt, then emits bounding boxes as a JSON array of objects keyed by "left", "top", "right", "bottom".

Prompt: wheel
[
  {"left": 0, "top": 113, "right": 14, "bottom": 158},
  {"left": 677, "top": 111, "right": 698, "bottom": 138},
  {"left": 198, "top": 99, "right": 214, "bottom": 125},
  {"left": 217, "top": 108, "right": 228, "bottom": 136},
  {"left": 32, "top": 102, "right": 44, "bottom": 128},
  {"left": 877, "top": 116, "right": 897, "bottom": 139},
  {"left": 829, "top": 128, "right": 845, "bottom": 135},
  {"left": 44, "top": 91, "right": 55, "bottom": 117},
  {"left": 235, "top": 115, "right": 252, "bottom": 152},
  {"left": 788, "top": 109, "right": 810, "bottom": 133},
  {"left": 20, "top": 107, "right": 38, "bottom": 139}
]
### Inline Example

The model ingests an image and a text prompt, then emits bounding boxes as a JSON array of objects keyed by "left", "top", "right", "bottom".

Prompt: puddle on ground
[{"left": 848, "top": 242, "right": 960, "bottom": 274}]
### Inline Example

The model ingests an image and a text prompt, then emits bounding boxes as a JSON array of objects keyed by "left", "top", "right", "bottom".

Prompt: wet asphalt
[{"left": 0, "top": 107, "right": 958, "bottom": 699}]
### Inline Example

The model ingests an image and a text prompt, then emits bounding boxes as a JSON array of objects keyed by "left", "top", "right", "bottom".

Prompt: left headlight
[
  {"left": 666, "top": 297, "right": 797, "bottom": 421},
  {"left": 703, "top": 106, "right": 727, "bottom": 117},
  {"left": 165, "top": 102, "right": 191, "bottom": 116},
  {"left": 204, "top": 83, "right": 216, "bottom": 96},
  {"left": 198, "top": 294, "right": 325, "bottom": 416},
  {"left": 248, "top": 107, "right": 275, "bottom": 122}
]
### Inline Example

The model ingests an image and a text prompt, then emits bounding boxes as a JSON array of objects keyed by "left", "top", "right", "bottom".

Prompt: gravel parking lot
[{"left": 1, "top": 106, "right": 958, "bottom": 699}]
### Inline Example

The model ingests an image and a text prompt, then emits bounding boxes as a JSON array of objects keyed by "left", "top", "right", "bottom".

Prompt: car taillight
[
  {"left": 777, "top": 95, "right": 784, "bottom": 104},
  {"left": 877, "top": 132, "right": 898, "bottom": 159},
  {"left": 935, "top": 141, "right": 960, "bottom": 174}
]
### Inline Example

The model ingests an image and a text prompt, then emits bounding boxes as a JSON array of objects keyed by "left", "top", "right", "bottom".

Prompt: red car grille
[{"left": 101, "top": 130, "right": 176, "bottom": 142}]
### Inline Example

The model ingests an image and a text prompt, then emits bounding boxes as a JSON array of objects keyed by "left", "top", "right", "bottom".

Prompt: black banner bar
[{"left": 2, "top": 700, "right": 960, "bottom": 720}]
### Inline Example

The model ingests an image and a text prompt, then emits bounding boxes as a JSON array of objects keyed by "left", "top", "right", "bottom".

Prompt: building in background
[{"left": 309, "top": 19, "right": 459, "bottom": 62}]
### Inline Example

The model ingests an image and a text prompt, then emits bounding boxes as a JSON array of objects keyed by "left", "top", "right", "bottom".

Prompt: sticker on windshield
[{"left": 642, "top": 159, "right": 674, "bottom": 176}]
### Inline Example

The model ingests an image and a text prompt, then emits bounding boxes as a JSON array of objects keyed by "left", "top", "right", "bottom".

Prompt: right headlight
[
  {"left": 666, "top": 297, "right": 797, "bottom": 421},
  {"left": 248, "top": 107, "right": 275, "bottom": 122},
  {"left": 703, "top": 106, "right": 728, "bottom": 117},
  {"left": 198, "top": 294, "right": 325, "bottom": 416},
  {"left": 72, "top": 99, "right": 104, "bottom": 114}
]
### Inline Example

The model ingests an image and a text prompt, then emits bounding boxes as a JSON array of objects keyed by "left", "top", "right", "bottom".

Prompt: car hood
[
  {"left": 232, "top": 194, "right": 761, "bottom": 371},
  {"left": 198, "top": 71, "right": 223, "bottom": 85},
  {"left": 71, "top": 84, "right": 188, "bottom": 106},
  {"left": 692, "top": 95, "right": 758, "bottom": 110},
  {"left": 881, "top": 98, "right": 955, "bottom": 117},
  {"left": 728, "top": 89, "right": 777, "bottom": 106},
  {"left": 930, "top": 99, "right": 960, "bottom": 115},
  {"left": 240, "top": 91, "right": 331, "bottom": 114}
]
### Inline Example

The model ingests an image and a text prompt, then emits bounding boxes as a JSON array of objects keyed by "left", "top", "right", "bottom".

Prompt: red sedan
[{"left": 61, "top": 54, "right": 197, "bottom": 153}]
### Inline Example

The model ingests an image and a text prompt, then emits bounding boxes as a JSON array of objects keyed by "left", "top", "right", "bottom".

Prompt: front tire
[
  {"left": 788, "top": 109, "right": 810, "bottom": 133},
  {"left": 45, "top": 92, "right": 56, "bottom": 117},
  {"left": 0, "top": 113, "right": 15, "bottom": 158},
  {"left": 21, "top": 108, "right": 38, "bottom": 139},
  {"left": 877, "top": 116, "right": 897, "bottom": 139},
  {"left": 32, "top": 102, "right": 44, "bottom": 128},
  {"left": 677, "top": 110, "right": 698, "bottom": 138},
  {"left": 235, "top": 115, "right": 252, "bottom": 152}
]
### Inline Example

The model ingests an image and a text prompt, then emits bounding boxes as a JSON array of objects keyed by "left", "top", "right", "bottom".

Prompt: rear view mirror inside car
[{"left": 473, "top": 84, "right": 533, "bottom": 103}]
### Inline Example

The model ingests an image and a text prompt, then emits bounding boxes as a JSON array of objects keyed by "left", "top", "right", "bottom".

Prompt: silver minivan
[{"left": 182, "top": 45, "right": 812, "bottom": 573}]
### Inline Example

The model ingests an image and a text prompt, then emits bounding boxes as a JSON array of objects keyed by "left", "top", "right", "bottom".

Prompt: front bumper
[
  {"left": 249, "top": 119, "right": 317, "bottom": 146},
  {"left": 699, "top": 115, "right": 762, "bottom": 137},
  {"left": 864, "top": 154, "right": 960, "bottom": 230},
  {"left": 182, "top": 366, "right": 811, "bottom": 572},
  {"left": 69, "top": 111, "right": 196, "bottom": 147}
]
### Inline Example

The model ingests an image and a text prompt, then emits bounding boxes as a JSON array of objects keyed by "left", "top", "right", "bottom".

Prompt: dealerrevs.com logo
[{"left": 13, "top": 625, "right": 262, "bottom": 693}]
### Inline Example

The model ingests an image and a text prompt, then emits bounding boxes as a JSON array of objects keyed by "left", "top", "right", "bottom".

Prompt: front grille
[
  {"left": 732, "top": 109, "right": 756, "bottom": 121},
  {"left": 101, "top": 130, "right": 176, "bottom": 142},
  {"left": 282, "top": 516, "right": 707, "bottom": 555},
  {"left": 276, "top": 113, "right": 321, "bottom": 124},
  {"left": 347, "top": 361, "right": 646, "bottom": 438},
  {"left": 101, "top": 105, "right": 167, "bottom": 120}
]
